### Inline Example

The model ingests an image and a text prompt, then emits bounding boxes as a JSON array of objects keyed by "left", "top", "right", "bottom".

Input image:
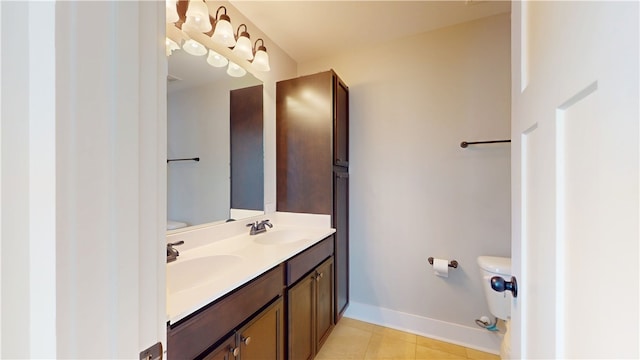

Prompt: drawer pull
[
  {"left": 242, "top": 336, "right": 252, "bottom": 346},
  {"left": 230, "top": 347, "right": 239, "bottom": 357}
]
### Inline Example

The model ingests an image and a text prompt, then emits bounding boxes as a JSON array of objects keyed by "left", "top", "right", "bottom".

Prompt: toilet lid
[
  {"left": 477, "top": 256, "right": 511, "bottom": 274},
  {"left": 167, "top": 220, "right": 188, "bottom": 230}
]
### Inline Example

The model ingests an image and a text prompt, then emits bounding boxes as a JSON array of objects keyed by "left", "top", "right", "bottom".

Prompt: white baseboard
[{"left": 344, "top": 301, "right": 502, "bottom": 355}]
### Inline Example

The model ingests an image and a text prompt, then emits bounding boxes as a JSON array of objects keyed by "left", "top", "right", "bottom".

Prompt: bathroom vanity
[{"left": 166, "top": 215, "right": 336, "bottom": 360}]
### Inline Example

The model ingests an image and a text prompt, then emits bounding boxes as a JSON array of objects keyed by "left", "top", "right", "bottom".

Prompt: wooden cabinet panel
[
  {"left": 230, "top": 84, "right": 264, "bottom": 211},
  {"left": 315, "top": 257, "right": 334, "bottom": 348},
  {"left": 334, "top": 78, "right": 349, "bottom": 167},
  {"left": 276, "top": 71, "right": 333, "bottom": 215},
  {"left": 201, "top": 298, "right": 283, "bottom": 360},
  {"left": 287, "top": 275, "right": 315, "bottom": 360},
  {"left": 334, "top": 171, "right": 349, "bottom": 320},
  {"left": 202, "top": 336, "right": 237, "bottom": 360},
  {"left": 239, "top": 297, "right": 284, "bottom": 360},
  {"left": 287, "top": 257, "right": 335, "bottom": 360},
  {"left": 286, "top": 235, "right": 333, "bottom": 286}
]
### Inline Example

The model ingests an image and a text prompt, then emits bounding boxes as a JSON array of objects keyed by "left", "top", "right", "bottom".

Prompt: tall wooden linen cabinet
[{"left": 276, "top": 70, "right": 349, "bottom": 323}]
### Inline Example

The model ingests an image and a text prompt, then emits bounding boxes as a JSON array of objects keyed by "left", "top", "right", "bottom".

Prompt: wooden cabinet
[
  {"left": 285, "top": 236, "right": 335, "bottom": 360},
  {"left": 168, "top": 236, "right": 337, "bottom": 360},
  {"left": 314, "top": 258, "right": 334, "bottom": 347},
  {"left": 276, "top": 70, "right": 350, "bottom": 322},
  {"left": 204, "top": 298, "right": 284, "bottom": 360},
  {"left": 287, "top": 257, "right": 334, "bottom": 360},
  {"left": 239, "top": 297, "right": 284, "bottom": 360},
  {"left": 202, "top": 335, "right": 237, "bottom": 360}
]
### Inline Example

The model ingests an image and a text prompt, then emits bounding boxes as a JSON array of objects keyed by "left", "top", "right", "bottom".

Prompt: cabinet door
[
  {"left": 276, "top": 71, "right": 333, "bottom": 215},
  {"left": 202, "top": 336, "right": 237, "bottom": 360},
  {"left": 333, "top": 75, "right": 349, "bottom": 167},
  {"left": 230, "top": 84, "right": 264, "bottom": 211},
  {"left": 334, "top": 171, "right": 349, "bottom": 321},
  {"left": 315, "top": 258, "right": 334, "bottom": 348},
  {"left": 287, "top": 274, "right": 315, "bottom": 360},
  {"left": 238, "top": 298, "right": 284, "bottom": 360}
]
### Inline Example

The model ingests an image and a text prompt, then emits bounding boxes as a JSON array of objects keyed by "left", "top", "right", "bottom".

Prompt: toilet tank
[
  {"left": 167, "top": 220, "right": 188, "bottom": 231},
  {"left": 477, "top": 256, "right": 512, "bottom": 320}
]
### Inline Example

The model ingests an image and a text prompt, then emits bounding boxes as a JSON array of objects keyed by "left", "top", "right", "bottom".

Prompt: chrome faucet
[
  {"left": 167, "top": 241, "right": 184, "bottom": 263},
  {"left": 247, "top": 219, "right": 273, "bottom": 235}
]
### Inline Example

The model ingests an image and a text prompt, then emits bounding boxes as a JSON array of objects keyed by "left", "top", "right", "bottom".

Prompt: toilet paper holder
[{"left": 428, "top": 257, "right": 458, "bottom": 269}]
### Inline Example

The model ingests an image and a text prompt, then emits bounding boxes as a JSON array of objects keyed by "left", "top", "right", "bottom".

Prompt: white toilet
[
  {"left": 167, "top": 220, "right": 188, "bottom": 231},
  {"left": 477, "top": 256, "right": 512, "bottom": 359}
]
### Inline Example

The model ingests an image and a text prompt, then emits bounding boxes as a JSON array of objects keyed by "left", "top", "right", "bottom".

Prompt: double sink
[{"left": 166, "top": 225, "right": 335, "bottom": 324}]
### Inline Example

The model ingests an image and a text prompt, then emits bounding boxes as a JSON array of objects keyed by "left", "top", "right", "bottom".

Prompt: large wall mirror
[{"left": 167, "top": 49, "right": 264, "bottom": 230}]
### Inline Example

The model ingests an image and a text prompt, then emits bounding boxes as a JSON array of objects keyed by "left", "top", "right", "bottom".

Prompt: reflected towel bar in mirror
[{"left": 167, "top": 157, "right": 200, "bottom": 163}]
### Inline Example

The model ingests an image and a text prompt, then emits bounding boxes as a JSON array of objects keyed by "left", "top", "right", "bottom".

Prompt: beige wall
[{"left": 299, "top": 14, "right": 511, "bottom": 351}]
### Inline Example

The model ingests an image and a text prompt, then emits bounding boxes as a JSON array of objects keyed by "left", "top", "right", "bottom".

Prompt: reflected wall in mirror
[{"left": 167, "top": 49, "right": 264, "bottom": 230}]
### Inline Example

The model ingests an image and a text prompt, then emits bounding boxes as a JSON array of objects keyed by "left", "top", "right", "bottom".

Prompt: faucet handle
[
  {"left": 168, "top": 240, "right": 184, "bottom": 247},
  {"left": 260, "top": 219, "right": 273, "bottom": 228}
]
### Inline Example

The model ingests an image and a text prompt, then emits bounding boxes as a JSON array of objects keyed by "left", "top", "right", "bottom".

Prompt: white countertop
[{"left": 166, "top": 214, "right": 335, "bottom": 325}]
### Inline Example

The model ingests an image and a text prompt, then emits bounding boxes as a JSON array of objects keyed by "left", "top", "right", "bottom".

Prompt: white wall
[
  {"left": 2, "top": 1, "right": 167, "bottom": 358},
  {"left": 167, "top": 76, "right": 259, "bottom": 226},
  {"left": 299, "top": 14, "right": 511, "bottom": 352},
  {"left": 1, "top": 2, "right": 57, "bottom": 356}
]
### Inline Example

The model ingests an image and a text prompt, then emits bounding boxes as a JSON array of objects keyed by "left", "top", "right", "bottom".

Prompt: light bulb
[
  {"left": 252, "top": 48, "right": 270, "bottom": 71},
  {"left": 227, "top": 61, "right": 247, "bottom": 77},
  {"left": 185, "top": 0, "right": 211, "bottom": 32},
  {"left": 233, "top": 33, "right": 254, "bottom": 61},
  {"left": 207, "top": 50, "right": 228, "bottom": 68},
  {"left": 182, "top": 39, "right": 207, "bottom": 56},
  {"left": 165, "top": 37, "right": 181, "bottom": 56},
  {"left": 211, "top": 16, "right": 236, "bottom": 47},
  {"left": 166, "top": 0, "right": 179, "bottom": 23}
]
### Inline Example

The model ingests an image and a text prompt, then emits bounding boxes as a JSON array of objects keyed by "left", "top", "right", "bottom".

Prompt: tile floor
[{"left": 315, "top": 317, "right": 500, "bottom": 360}]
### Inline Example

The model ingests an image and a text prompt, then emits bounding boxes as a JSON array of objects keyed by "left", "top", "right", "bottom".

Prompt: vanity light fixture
[
  {"left": 232, "top": 24, "right": 254, "bottom": 61},
  {"left": 182, "top": 38, "right": 207, "bottom": 56},
  {"left": 227, "top": 61, "right": 247, "bottom": 77},
  {"left": 252, "top": 38, "right": 270, "bottom": 71},
  {"left": 166, "top": 0, "right": 179, "bottom": 23},
  {"left": 211, "top": 6, "right": 236, "bottom": 47},
  {"left": 206, "top": 49, "right": 229, "bottom": 68},
  {"left": 166, "top": 37, "right": 181, "bottom": 56},
  {"left": 184, "top": 0, "right": 212, "bottom": 33}
]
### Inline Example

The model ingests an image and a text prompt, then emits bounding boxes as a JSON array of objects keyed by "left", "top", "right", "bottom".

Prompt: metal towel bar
[{"left": 460, "top": 140, "right": 510, "bottom": 148}]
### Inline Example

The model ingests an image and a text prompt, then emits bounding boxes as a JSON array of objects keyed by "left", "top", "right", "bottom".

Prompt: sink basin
[
  {"left": 167, "top": 255, "right": 243, "bottom": 293},
  {"left": 253, "top": 229, "right": 313, "bottom": 245}
]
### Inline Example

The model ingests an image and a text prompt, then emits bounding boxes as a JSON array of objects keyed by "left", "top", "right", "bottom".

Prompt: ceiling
[{"left": 229, "top": 0, "right": 511, "bottom": 64}]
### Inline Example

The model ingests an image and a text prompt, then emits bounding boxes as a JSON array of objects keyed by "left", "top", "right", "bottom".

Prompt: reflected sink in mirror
[
  {"left": 167, "top": 255, "right": 243, "bottom": 293},
  {"left": 252, "top": 229, "right": 314, "bottom": 245}
]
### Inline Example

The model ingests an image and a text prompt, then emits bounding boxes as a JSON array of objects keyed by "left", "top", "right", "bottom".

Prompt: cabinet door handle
[
  {"left": 230, "top": 347, "right": 239, "bottom": 357},
  {"left": 315, "top": 271, "right": 324, "bottom": 280},
  {"left": 242, "top": 336, "right": 252, "bottom": 346}
]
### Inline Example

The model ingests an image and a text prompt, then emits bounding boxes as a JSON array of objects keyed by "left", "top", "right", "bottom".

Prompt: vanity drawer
[
  {"left": 168, "top": 264, "right": 284, "bottom": 359},
  {"left": 286, "top": 235, "right": 334, "bottom": 286}
]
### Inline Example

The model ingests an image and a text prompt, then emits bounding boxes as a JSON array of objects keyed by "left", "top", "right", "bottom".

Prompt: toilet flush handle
[{"left": 491, "top": 276, "right": 518, "bottom": 298}]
